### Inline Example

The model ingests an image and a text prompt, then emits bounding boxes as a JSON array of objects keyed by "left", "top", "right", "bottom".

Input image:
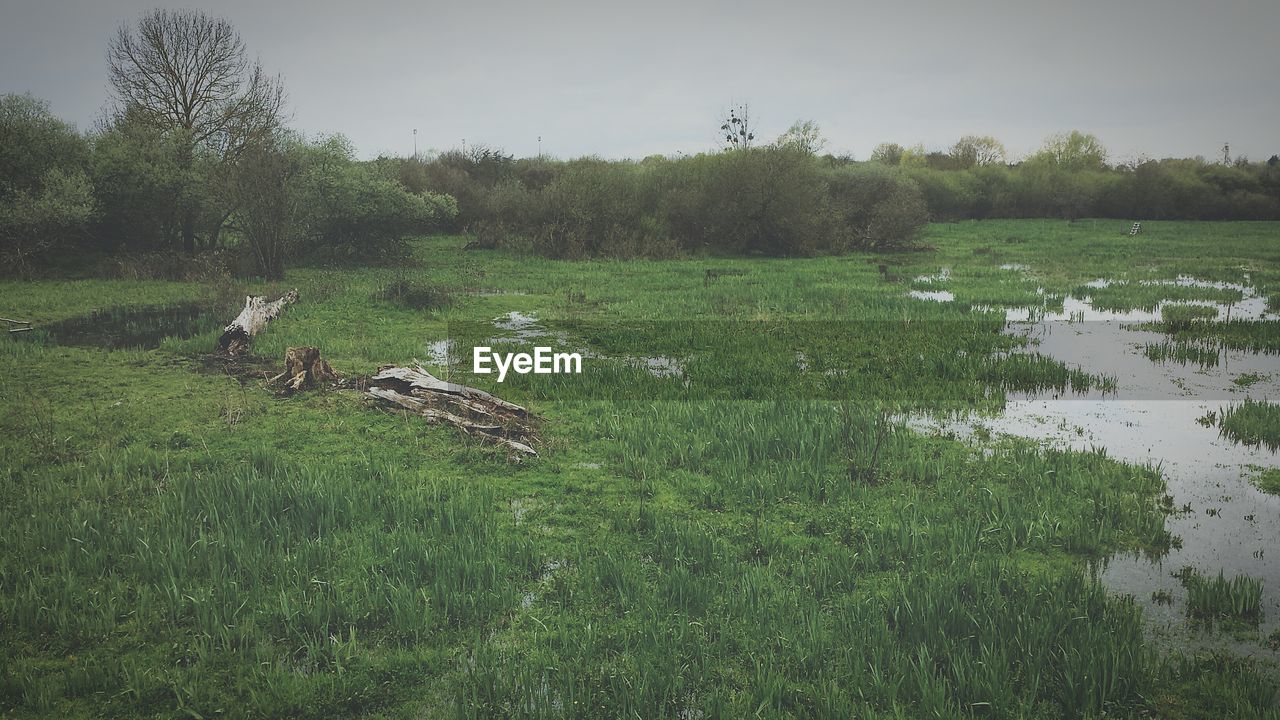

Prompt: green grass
[
  {"left": 1251, "top": 468, "right": 1280, "bottom": 495},
  {"left": 1143, "top": 341, "right": 1221, "bottom": 368},
  {"left": 1178, "top": 568, "right": 1264, "bottom": 625},
  {"left": 1075, "top": 282, "right": 1243, "bottom": 313},
  {"left": 1158, "top": 304, "right": 1220, "bottom": 333},
  {"left": 1213, "top": 398, "right": 1280, "bottom": 451},
  {"left": 3, "top": 221, "right": 1280, "bottom": 718},
  {"left": 1164, "top": 319, "right": 1280, "bottom": 355}
]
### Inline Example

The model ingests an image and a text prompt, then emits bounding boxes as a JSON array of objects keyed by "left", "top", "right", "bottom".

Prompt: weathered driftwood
[
  {"left": 268, "top": 346, "right": 339, "bottom": 395},
  {"left": 3, "top": 317, "right": 32, "bottom": 333},
  {"left": 216, "top": 289, "right": 298, "bottom": 355},
  {"left": 367, "top": 364, "right": 538, "bottom": 456},
  {"left": 371, "top": 365, "right": 528, "bottom": 417}
]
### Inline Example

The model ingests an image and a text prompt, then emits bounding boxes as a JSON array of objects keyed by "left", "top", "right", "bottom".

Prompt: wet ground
[
  {"left": 20, "top": 302, "right": 225, "bottom": 351},
  {"left": 426, "top": 311, "right": 688, "bottom": 380},
  {"left": 908, "top": 272, "right": 1280, "bottom": 657}
]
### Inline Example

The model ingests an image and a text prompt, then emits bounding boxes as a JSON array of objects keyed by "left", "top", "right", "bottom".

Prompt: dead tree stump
[
  {"left": 269, "top": 346, "right": 339, "bottom": 395},
  {"left": 216, "top": 289, "right": 298, "bottom": 355}
]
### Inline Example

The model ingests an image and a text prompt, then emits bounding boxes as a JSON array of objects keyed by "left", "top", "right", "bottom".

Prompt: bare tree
[
  {"left": 718, "top": 103, "right": 755, "bottom": 150},
  {"left": 107, "top": 9, "right": 285, "bottom": 253},
  {"left": 950, "top": 135, "right": 1007, "bottom": 168}
]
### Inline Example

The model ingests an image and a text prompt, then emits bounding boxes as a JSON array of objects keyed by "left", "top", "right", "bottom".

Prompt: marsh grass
[
  {"left": 1159, "top": 304, "right": 1220, "bottom": 333},
  {"left": 1077, "top": 282, "right": 1243, "bottom": 312},
  {"left": 1178, "top": 569, "right": 1264, "bottom": 625},
  {"left": 3, "top": 222, "right": 1280, "bottom": 718},
  {"left": 1214, "top": 398, "right": 1280, "bottom": 451},
  {"left": 1251, "top": 468, "right": 1280, "bottom": 495},
  {"left": 374, "top": 278, "right": 455, "bottom": 311},
  {"left": 1143, "top": 340, "right": 1221, "bottom": 368},
  {"left": 1155, "top": 319, "right": 1280, "bottom": 354}
]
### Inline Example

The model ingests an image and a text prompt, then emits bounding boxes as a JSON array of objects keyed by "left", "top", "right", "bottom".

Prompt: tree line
[
  {"left": 373, "top": 125, "right": 1280, "bottom": 259},
  {"left": 3, "top": 10, "right": 1278, "bottom": 274},
  {"left": 0, "top": 9, "right": 455, "bottom": 279}
]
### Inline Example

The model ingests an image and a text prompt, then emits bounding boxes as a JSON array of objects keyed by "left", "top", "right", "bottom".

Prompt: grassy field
[{"left": 2, "top": 219, "right": 1280, "bottom": 718}]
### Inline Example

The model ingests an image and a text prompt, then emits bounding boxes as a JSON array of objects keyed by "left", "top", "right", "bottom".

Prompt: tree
[
  {"left": 0, "top": 94, "right": 94, "bottom": 275},
  {"left": 775, "top": 120, "right": 826, "bottom": 155},
  {"left": 107, "top": 8, "right": 284, "bottom": 253},
  {"left": 870, "top": 142, "right": 926, "bottom": 167},
  {"left": 1034, "top": 131, "right": 1108, "bottom": 171},
  {"left": 870, "top": 143, "right": 905, "bottom": 166},
  {"left": 228, "top": 133, "right": 458, "bottom": 277},
  {"left": 230, "top": 135, "right": 298, "bottom": 280},
  {"left": 950, "top": 135, "right": 1006, "bottom": 168},
  {"left": 90, "top": 111, "right": 194, "bottom": 252},
  {"left": 718, "top": 104, "right": 755, "bottom": 150}
]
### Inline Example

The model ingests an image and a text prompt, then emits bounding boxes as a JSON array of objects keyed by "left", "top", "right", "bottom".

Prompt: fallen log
[
  {"left": 216, "top": 289, "right": 298, "bottom": 355},
  {"left": 371, "top": 364, "right": 528, "bottom": 417},
  {"left": 367, "top": 365, "right": 538, "bottom": 456},
  {"left": 251, "top": 342, "right": 538, "bottom": 456}
]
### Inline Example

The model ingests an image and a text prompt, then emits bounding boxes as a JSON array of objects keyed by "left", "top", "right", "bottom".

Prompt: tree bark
[
  {"left": 268, "top": 346, "right": 339, "bottom": 395},
  {"left": 366, "top": 364, "right": 538, "bottom": 456},
  {"left": 215, "top": 289, "right": 298, "bottom": 355}
]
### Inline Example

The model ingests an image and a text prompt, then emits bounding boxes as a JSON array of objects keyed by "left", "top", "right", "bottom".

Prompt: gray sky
[{"left": 2, "top": 0, "right": 1277, "bottom": 162}]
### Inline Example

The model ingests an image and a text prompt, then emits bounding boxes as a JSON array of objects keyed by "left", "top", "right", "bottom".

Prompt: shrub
[
  {"left": 0, "top": 94, "right": 94, "bottom": 275},
  {"left": 826, "top": 164, "right": 929, "bottom": 250},
  {"left": 295, "top": 136, "right": 457, "bottom": 262},
  {"left": 93, "top": 249, "right": 237, "bottom": 281},
  {"left": 374, "top": 278, "right": 454, "bottom": 311},
  {"left": 463, "top": 149, "right": 929, "bottom": 258}
]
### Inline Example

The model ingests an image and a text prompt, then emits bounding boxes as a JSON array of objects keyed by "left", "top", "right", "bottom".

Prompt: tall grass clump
[
  {"left": 1143, "top": 340, "right": 1220, "bottom": 368},
  {"left": 373, "top": 277, "right": 454, "bottom": 311},
  {"left": 1213, "top": 398, "right": 1280, "bottom": 451},
  {"left": 1166, "top": 319, "right": 1280, "bottom": 354},
  {"left": 1159, "top": 304, "right": 1219, "bottom": 332},
  {"left": 1179, "top": 569, "right": 1264, "bottom": 624}
]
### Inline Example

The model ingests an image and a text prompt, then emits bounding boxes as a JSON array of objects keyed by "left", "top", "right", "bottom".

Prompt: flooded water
[
  {"left": 22, "top": 302, "right": 223, "bottom": 351},
  {"left": 908, "top": 289, "right": 956, "bottom": 303},
  {"left": 426, "top": 312, "right": 687, "bottom": 380},
  {"left": 908, "top": 275, "right": 1280, "bottom": 656}
]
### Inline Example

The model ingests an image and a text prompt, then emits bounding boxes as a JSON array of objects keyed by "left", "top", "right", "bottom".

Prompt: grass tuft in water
[
  {"left": 1178, "top": 568, "right": 1264, "bottom": 625},
  {"left": 1143, "top": 340, "right": 1220, "bottom": 368},
  {"left": 1250, "top": 468, "right": 1280, "bottom": 496},
  {"left": 1212, "top": 398, "right": 1280, "bottom": 451}
]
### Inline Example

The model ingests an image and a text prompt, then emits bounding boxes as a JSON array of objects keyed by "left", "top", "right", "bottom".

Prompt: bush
[
  {"left": 0, "top": 167, "right": 95, "bottom": 276},
  {"left": 93, "top": 249, "right": 238, "bottom": 281},
  {"left": 294, "top": 136, "right": 458, "bottom": 262},
  {"left": 0, "top": 94, "right": 94, "bottom": 274},
  {"left": 682, "top": 147, "right": 833, "bottom": 256},
  {"left": 374, "top": 278, "right": 454, "bottom": 311},
  {"left": 453, "top": 148, "right": 928, "bottom": 258},
  {"left": 827, "top": 164, "right": 929, "bottom": 250},
  {"left": 89, "top": 116, "right": 193, "bottom": 253}
]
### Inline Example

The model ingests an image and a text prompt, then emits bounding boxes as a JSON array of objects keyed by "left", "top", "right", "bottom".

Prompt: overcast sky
[{"left": 3, "top": 0, "right": 1277, "bottom": 163}]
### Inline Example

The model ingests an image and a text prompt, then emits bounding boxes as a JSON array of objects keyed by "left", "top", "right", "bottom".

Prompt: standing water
[{"left": 909, "top": 275, "right": 1280, "bottom": 656}]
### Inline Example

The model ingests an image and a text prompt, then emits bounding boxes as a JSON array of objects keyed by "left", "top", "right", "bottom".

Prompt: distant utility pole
[
  {"left": 538, "top": 135, "right": 542, "bottom": 159},
  {"left": 462, "top": 138, "right": 466, "bottom": 154},
  {"left": 1222, "top": 142, "right": 1231, "bottom": 164},
  {"left": 413, "top": 128, "right": 418, "bottom": 160}
]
